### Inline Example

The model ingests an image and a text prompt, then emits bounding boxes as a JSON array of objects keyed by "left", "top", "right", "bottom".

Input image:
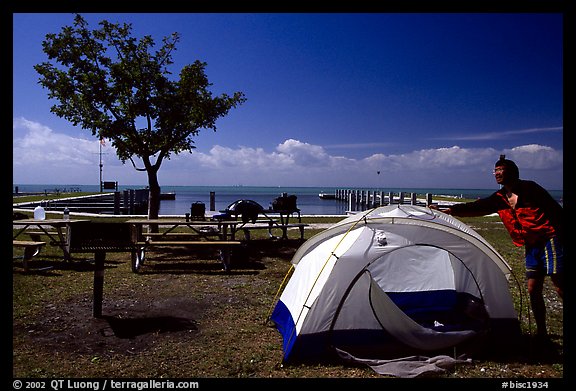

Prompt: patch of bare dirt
[{"left": 15, "top": 294, "right": 211, "bottom": 358}]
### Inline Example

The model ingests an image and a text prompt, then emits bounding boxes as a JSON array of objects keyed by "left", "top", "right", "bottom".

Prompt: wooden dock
[{"left": 13, "top": 189, "right": 149, "bottom": 215}]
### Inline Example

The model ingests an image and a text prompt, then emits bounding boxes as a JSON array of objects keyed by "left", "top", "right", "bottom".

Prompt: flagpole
[{"left": 99, "top": 138, "right": 103, "bottom": 192}]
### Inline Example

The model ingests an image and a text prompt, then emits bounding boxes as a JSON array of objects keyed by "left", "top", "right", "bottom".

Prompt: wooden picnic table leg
[
  {"left": 220, "top": 248, "right": 232, "bottom": 272},
  {"left": 22, "top": 245, "right": 40, "bottom": 272},
  {"left": 279, "top": 213, "right": 288, "bottom": 239},
  {"left": 218, "top": 222, "right": 236, "bottom": 240},
  {"left": 267, "top": 220, "right": 275, "bottom": 239},
  {"left": 22, "top": 246, "right": 40, "bottom": 273},
  {"left": 60, "top": 225, "right": 72, "bottom": 262},
  {"left": 93, "top": 251, "right": 106, "bottom": 318}
]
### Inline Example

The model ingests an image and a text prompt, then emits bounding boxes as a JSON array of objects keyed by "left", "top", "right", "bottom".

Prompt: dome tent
[{"left": 270, "top": 205, "right": 521, "bottom": 367}]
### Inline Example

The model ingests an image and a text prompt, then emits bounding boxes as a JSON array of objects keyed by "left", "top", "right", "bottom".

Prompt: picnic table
[
  {"left": 227, "top": 209, "right": 308, "bottom": 240},
  {"left": 12, "top": 218, "right": 90, "bottom": 262},
  {"left": 126, "top": 219, "right": 241, "bottom": 272}
]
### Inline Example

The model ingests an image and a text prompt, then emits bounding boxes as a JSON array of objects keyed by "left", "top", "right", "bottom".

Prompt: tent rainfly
[{"left": 270, "top": 205, "right": 521, "bottom": 364}]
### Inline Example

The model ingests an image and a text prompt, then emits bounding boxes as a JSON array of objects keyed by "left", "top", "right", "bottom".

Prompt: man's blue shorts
[{"left": 525, "top": 236, "right": 563, "bottom": 279}]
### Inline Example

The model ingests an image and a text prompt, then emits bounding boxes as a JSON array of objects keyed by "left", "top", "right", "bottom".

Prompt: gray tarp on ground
[{"left": 337, "top": 349, "right": 472, "bottom": 378}]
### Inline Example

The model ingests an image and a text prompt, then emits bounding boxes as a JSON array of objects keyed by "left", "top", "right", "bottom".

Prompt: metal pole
[
  {"left": 99, "top": 138, "right": 103, "bottom": 192},
  {"left": 93, "top": 251, "right": 105, "bottom": 318}
]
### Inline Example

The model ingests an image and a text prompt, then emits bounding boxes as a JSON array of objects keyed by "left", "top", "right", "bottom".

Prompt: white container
[{"left": 34, "top": 205, "right": 46, "bottom": 220}]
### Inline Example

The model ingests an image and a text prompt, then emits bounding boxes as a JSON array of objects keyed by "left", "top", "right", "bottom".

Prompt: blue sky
[{"left": 12, "top": 12, "right": 564, "bottom": 190}]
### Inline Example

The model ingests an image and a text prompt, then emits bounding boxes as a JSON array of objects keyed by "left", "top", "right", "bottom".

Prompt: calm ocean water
[{"left": 14, "top": 184, "right": 563, "bottom": 216}]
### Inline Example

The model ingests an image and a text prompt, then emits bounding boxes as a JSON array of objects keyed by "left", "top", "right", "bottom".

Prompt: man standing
[{"left": 431, "top": 155, "right": 563, "bottom": 341}]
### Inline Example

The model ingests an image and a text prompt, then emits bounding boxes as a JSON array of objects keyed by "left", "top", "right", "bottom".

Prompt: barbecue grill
[{"left": 68, "top": 221, "right": 139, "bottom": 317}]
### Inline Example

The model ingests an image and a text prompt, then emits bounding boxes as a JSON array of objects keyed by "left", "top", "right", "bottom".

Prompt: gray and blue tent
[{"left": 271, "top": 205, "right": 521, "bottom": 364}]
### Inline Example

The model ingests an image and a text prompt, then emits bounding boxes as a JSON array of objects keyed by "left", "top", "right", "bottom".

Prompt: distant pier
[{"left": 323, "top": 189, "right": 434, "bottom": 212}]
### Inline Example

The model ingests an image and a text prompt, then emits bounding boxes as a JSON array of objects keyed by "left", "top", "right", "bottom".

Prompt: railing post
[
  {"left": 366, "top": 190, "right": 372, "bottom": 209},
  {"left": 210, "top": 192, "right": 216, "bottom": 211},
  {"left": 129, "top": 190, "right": 135, "bottom": 215},
  {"left": 348, "top": 191, "right": 356, "bottom": 212},
  {"left": 114, "top": 191, "right": 121, "bottom": 215}
]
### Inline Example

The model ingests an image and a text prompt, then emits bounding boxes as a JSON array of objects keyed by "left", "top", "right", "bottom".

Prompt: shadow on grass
[
  {"left": 12, "top": 256, "right": 123, "bottom": 276},
  {"left": 469, "top": 332, "right": 563, "bottom": 365},
  {"left": 100, "top": 315, "right": 198, "bottom": 339},
  {"left": 137, "top": 261, "right": 264, "bottom": 276},
  {"left": 131, "top": 239, "right": 301, "bottom": 275}
]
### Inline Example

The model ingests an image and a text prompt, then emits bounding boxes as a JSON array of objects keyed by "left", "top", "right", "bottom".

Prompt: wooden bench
[
  {"left": 143, "top": 232, "right": 221, "bottom": 238},
  {"left": 26, "top": 231, "right": 63, "bottom": 246},
  {"left": 249, "top": 219, "right": 279, "bottom": 224},
  {"left": 144, "top": 232, "right": 199, "bottom": 236},
  {"left": 134, "top": 240, "right": 243, "bottom": 272},
  {"left": 13, "top": 240, "right": 48, "bottom": 272},
  {"left": 137, "top": 240, "right": 242, "bottom": 246},
  {"left": 27, "top": 230, "right": 59, "bottom": 236},
  {"left": 235, "top": 220, "right": 276, "bottom": 240},
  {"left": 236, "top": 223, "right": 309, "bottom": 240},
  {"left": 280, "top": 223, "right": 309, "bottom": 240}
]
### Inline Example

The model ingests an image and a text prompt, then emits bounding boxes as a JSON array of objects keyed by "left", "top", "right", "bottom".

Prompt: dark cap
[{"left": 495, "top": 154, "right": 519, "bottom": 179}]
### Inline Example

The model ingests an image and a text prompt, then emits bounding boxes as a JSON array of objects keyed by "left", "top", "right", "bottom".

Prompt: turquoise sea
[{"left": 13, "top": 184, "right": 564, "bottom": 216}]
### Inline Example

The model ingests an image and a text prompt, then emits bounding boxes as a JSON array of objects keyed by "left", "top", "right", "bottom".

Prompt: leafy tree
[{"left": 34, "top": 14, "right": 246, "bottom": 219}]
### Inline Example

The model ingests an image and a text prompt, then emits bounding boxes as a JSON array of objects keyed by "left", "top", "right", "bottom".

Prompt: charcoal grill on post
[{"left": 68, "top": 221, "right": 139, "bottom": 317}]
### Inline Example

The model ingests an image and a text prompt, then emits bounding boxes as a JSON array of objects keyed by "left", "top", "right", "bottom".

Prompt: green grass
[{"left": 12, "top": 213, "right": 563, "bottom": 380}]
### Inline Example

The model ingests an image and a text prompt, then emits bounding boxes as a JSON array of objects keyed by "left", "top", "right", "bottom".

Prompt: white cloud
[
  {"left": 504, "top": 144, "right": 563, "bottom": 170},
  {"left": 276, "top": 139, "right": 330, "bottom": 166},
  {"left": 13, "top": 117, "right": 121, "bottom": 184},
  {"left": 13, "top": 117, "right": 97, "bottom": 166},
  {"left": 12, "top": 118, "right": 563, "bottom": 190}
]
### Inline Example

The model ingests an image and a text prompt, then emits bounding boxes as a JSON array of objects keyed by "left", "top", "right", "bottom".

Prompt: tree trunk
[
  {"left": 147, "top": 169, "right": 161, "bottom": 233},
  {"left": 147, "top": 170, "right": 161, "bottom": 219}
]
